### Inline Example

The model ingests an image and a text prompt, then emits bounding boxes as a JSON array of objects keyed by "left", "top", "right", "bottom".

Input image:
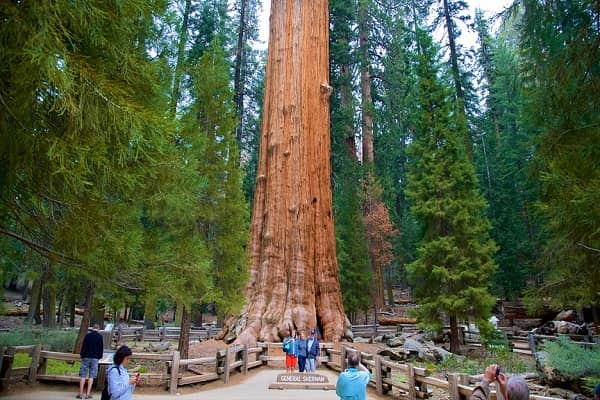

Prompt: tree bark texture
[
  {"left": 441, "top": 0, "right": 472, "bottom": 160},
  {"left": 178, "top": 305, "right": 191, "bottom": 360},
  {"left": 25, "top": 277, "right": 42, "bottom": 325},
  {"left": 74, "top": 284, "right": 94, "bottom": 354},
  {"left": 225, "top": 0, "right": 349, "bottom": 345},
  {"left": 41, "top": 262, "right": 56, "bottom": 329},
  {"left": 358, "top": 2, "right": 374, "bottom": 164},
  {"left": 234, "top": 0, "right": 248, "bottom": 145}
]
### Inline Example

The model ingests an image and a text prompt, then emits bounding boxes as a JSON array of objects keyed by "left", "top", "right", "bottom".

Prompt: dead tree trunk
[{"left": 222, "top": 0, "right": 349, "bottom": 345}]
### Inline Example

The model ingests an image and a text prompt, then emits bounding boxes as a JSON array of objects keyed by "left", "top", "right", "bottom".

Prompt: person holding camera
[
  {"left": 106, "top": 345, "right": 139, "bottom": 400},
  {"left": 336, "top": 351, "right": 371, "bottom": 400},
  {"left": 471, "top": 364, "right": 529, "bottom": 400}
]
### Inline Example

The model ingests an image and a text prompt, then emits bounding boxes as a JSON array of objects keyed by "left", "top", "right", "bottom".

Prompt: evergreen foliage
[
  {"left": 542, "top": 336, "right": 600, "bottom": 379},
  {"left": 473, "top": 11, "right": 541, "bottom": 300},
  {"left": 182, "top": 41, "right": 249, "bottom": 317},
  {"left": 405, "top": 29, "right": 497, "bottom": 345},
  {"left": 518, "top": 0, "right": 600, "bottom": 311}
]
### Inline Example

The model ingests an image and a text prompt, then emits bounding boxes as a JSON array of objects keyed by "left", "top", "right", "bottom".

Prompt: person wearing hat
[{"left": 306, "top": 328, "right": 320, "bottom": 373}]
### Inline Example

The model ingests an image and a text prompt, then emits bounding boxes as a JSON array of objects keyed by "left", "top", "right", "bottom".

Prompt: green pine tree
[{"left": 406, "top": 29, "right": 497, "bottom": 353}]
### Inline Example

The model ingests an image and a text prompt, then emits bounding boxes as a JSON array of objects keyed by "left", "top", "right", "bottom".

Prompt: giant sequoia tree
[{"left": 221, "top": 0, "right": 349, "bottom": 344}]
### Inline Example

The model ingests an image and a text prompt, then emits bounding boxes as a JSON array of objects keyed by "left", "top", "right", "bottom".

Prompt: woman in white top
[{"left": 107, "top": 345, "right": 139, "bottom": 400}]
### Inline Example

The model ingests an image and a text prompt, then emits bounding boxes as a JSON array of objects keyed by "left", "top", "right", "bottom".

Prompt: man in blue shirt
[
  {"left": 336, "top": 351, "right": 371, "bottom": 400},
  {"left": 306, "top": 329, "right": 320, "bottom": 373}
]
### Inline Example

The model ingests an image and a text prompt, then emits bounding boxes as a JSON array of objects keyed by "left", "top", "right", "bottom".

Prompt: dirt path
[{"left": 0, "top": 368, "right": 390, "bottom": 400}]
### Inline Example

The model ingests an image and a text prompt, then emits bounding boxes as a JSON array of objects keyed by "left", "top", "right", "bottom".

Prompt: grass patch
[
  {"left": 426, "top": 345, "right": 532, "bottom": 376},
  {"left": 0, "top": 327, "right": 77, "bottom": 352},
  {"left": 13, "top": 353, "right": 80, "bottom": 375}
]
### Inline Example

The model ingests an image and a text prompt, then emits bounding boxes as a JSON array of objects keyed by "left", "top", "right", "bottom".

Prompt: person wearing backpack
[
  {"left": 283, "top": 329, "right": 298, "bottom": 373},
  {"left": 104, "top": 345, "right": 139, "bottom": 400}
]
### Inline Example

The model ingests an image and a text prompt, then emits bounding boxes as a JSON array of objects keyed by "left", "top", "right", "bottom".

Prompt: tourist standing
[
  {"left": 297, "top": 331, "right": 308, "bottom": 373},
  {"left": 107, "top": 345, "right": 139, "bottom": 400},
  {"left": 78, "top": 324, "right": 104, "bottom": 399},
  {"left": 283, "top": 329, "right": 299, "bottom": 373},
  {"left": 306, "top": 328, "right": 320, "bottom": 373}
]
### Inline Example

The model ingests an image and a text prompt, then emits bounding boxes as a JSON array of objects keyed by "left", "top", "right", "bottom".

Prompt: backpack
[
  {"left": 283, "top": 339, "right": 292, "bottom": 353},
  {"left": 101, "top": 366, "right": 120, "bottom": 400}
]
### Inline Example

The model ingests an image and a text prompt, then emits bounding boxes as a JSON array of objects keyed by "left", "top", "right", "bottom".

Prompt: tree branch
[
  {"left": 577, "top": 242, "right": 600, "bottom": 253},
  {"left": 0, "top": 226, "right": 83, "bottom": 267}
]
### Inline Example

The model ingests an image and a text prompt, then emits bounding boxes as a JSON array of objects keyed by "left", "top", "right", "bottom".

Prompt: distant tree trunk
[
  {"left": 69, "top": 299, "right": 76, "bottom": 327},
  {"left": 358, "top": 1, "right": 373, "bottom": 164},
  {"left": 144, "top": 300, "right": 156, "bottom": 330},
  {"left": 42, "top": 262, "right": 56, "bottom": 329},
  {"left": 340, "top": 63, "right": 356, "bottom": 159},
  {"left": 91, "top": 303, "right": 105, "bottom": 329},
  {"left": 441, "top": 0, "right": 472, "bottom": 160},
  {"left": 234, "top": 0, "right": 248, "bottom": 145},
  {"left": 25, "top": 277, "right": 42, "bottom": 325},
  {"left": 74, "top": 284, "right": 94, "bottom": 354},
  {"left": 57, "top": 293, "right": 64, "bottom": 326},
  {"left": 175, "top": 301, "right": 183, "bottom": 326},
  {"left": 170, "top": 0, "right": 191, "bottom": 116},
  {"left": 222, "top": 0, "right": 348, "bottom": 345},
  {"left": 178, "top": 305, "right": 191, "bottom": 360},
  {"left": 449, "top": 314, "right": 461, "bottom": 354}
]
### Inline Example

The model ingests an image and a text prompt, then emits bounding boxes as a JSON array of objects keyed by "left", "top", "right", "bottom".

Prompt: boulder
[
  {"left": 378, "top": 348, "right": 411, "bottom": 362},
  {"left": 386, "top": 336, "right": 405, "bottom": 348},
  {"left": 555, "top": 310, "right": 578, "bottom": 322}
]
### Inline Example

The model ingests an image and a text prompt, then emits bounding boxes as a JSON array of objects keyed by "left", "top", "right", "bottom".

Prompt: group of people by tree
[{"left": 282, "top": 329, "right": 321, "bottom": 374}]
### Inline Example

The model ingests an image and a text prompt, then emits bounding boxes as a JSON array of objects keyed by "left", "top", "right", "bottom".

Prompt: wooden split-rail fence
[
  {"left": 110, "top": 325, "right": 221, "bottom": 344},
  {"left": 0, "top": 342, "right": 567, "bottom": 400}
]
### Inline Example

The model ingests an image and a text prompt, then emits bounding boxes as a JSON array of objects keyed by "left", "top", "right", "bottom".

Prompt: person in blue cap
[{"left": 306, "top": 328, "right": 320, "bottom": 373}]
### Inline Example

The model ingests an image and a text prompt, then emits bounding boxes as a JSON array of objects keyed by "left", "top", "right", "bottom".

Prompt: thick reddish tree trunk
[{"left": 223, "top": 0, "right": 349, "bottom": 345}]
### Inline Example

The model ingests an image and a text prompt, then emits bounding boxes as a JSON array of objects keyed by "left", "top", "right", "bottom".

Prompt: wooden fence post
[
  {"left": 28, "top": 344, "right": 42, "bottom": 384},
  {"left": 340, "top": 346, "right": 347, "bottom": 371},
  {"left": 374, "top": 355, "right": 383, "bottom": 395},
  {"left": 448, "top": 373, "right": 460, "bottom": 400},
  {"left": 169, "top": 350, "right": 180, "bottom": 394},
  {"left": 38, "top": 345, "right": 48, "bottom": 375},
  {"left": 261, "top": 344, "right": 268, "bottom": 366},
  {"left": 407, "top": 363, "right": 416, "bottom": 400},
  {"left": 0, "top": 347, "right": 16, "bottom": 391},
  {"left": 242, "top": 345, "right": 248, "bottom": 375},
  {"left": 528, "top": 333, "right": 537, "bottom": 354},
  {"left": 0, "top": 346, "right": 5, "bottom": 378},
  {"left": 223, "top": 346, "right": 231, "bottom": 384}
]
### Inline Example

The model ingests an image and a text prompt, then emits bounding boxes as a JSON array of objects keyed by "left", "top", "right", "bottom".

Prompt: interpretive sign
[{"left": 269, "top": 373, "right": 335, "bottom": 390}]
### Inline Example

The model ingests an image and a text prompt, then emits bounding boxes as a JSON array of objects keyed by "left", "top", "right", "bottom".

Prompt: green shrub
[
  {"left": 0, "top": 327, "right": 77, "bottom": 352},
  {"left": 436, "top": 355, "right": 480, "bottom": 375},
  {"left": 542, "top": 336, "right": 600, "bottom": 379},
  {"left": 486, "top": 345, "right": 530, "bottom": 374}
]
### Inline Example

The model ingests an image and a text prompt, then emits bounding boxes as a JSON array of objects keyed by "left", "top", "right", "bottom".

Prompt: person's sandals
[
  {"left": 76, "top": 395, "right": 83, "bottom": 399},
  {"left": 86, "top": 395, "right": 93, "bottom": 399}
]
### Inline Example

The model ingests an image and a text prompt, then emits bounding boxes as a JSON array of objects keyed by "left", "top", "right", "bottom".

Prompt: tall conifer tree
[{"left": 406, "top": 29, "right": 497, "bottom": 353}]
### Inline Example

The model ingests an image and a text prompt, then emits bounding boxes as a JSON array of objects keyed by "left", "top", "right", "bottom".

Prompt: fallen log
[{"left": 378, "top": 315, "right": 417, "bottom": 325}]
